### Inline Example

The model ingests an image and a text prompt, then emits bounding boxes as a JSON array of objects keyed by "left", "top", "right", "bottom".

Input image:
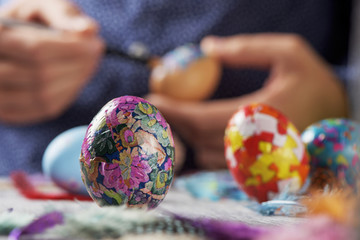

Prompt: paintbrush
[
  {"left": 0, "top": 18, "right": 222, "bottom": 101},
  {"left": 0, "top": 18, "right": 151, "bottom": 64}
]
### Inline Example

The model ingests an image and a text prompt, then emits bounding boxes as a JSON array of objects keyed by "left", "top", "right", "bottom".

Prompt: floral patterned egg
[
  {"left": 301, "top": 119, "right": 360, "bottom": 189},
  {"left": 224, "top": 103, "right": 309, "bottom": 202},
  {"left": 80, "top": 96, "right": 175, "bottom": 209}
]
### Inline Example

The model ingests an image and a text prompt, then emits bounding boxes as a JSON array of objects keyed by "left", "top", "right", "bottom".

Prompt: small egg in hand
[
  {"left": 224, "top": 103, "right": 309, "bottom": 202},
  {"left": 149, "top": 44, "right": 221, "bottom": 101},
  {"left": 42, "top": 125, "right": 89, "bottom": 195},
  {"left": 80, "top": 96, "right": 175, "bottom": 209}
]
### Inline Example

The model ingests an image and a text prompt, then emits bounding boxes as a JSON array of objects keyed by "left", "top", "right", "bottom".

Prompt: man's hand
[
  {"left": 147, "top": 34, "right": 348, "bottom": 170},
  {"left": 0, "top": 0, "right": 104, "bottom": 125},
  {"left": 202, "top": 34, "right": 348, "bottom": 131}
]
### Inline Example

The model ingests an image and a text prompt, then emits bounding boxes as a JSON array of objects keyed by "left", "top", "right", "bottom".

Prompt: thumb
[
  {"left": 200, "top": 34, "right": 310, "bottom": 69},
  {"left": 0, "top": 0, "right": 98, "bottom": 35},
  {"left": 40, "top": 0, "right": 99, "bottom": 35},
  {"left": 145, "top": 93, "right": 190, "bottom": 124}
]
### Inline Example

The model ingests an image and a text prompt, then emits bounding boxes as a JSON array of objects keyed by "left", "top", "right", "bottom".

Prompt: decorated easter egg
[
  {"left": 80, "top": 96, "right": 175, "bottom": 209},
  {"left": 224, "top": 103, "right": 309, "bottom": 202},
  {"left": 42, "top": 125, "right": 89, "bottom": 195},
  {"left": 301, "top": 119, "right": 360, "bottom": 189},
  {"left": 149, "top": 43, "right": 221, "bottom": 101}
]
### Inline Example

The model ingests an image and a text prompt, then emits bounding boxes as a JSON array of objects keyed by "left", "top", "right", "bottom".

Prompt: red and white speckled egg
[{"left": 224, "top": 103, "right": 309, "bottom": 202}]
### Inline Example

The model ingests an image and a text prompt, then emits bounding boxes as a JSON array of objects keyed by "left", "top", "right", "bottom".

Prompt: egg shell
[
  {"left": 301, "top": 118, "right": 360, "bottom": 189},
  {"left": 42, "top": 125, "right": 89, "bottom": 195},
  {"left": 149, "top": 44, "right": 221, "bottom": 101},
  {"left": 224, "top": 103, "right": 309, "bottom": 202},
  {"left": 80, "top": 96, "right": 175, "bottom": 209}
]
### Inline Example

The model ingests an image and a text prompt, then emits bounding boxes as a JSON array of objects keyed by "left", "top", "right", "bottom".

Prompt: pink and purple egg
[{"left": 80, "top": 96, "right": 175, "bottom": 209}]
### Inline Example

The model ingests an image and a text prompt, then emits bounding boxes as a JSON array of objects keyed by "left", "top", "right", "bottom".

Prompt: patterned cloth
[{"left": 0, "top": 0, "right": 352, "bottom": 174}]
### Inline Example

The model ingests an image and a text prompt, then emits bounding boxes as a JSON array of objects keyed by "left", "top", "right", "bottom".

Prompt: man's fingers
[
  {"left": 0, "top": 0, "right": 98, "bottom": 34},
  {"left": 0, "top": 87, "right": 36, "bottom": 110},
  {"left": 0, "top": 105, "right": 47, "bottom": 125},
  {"left": 36, "top": 59, "right": 93, "bottom": 105},
  {"left": 0, "top": 27, "right": 104, "bottom": 62},
  {"left": 145, "top": 94, "right": 189, "bottom": 125},
  {"left": 0, "top": 53, "right": 99, "bottom": 125},
  {"left": 0, "top": 61, "right": 33, "bottom": 88},
  {"left": 38, "top": 1, "right": 98, "bottom": 34},
  {"left": 196, "top": 147, "right": 227, "bottom": 170},
  {"left": 201, "top": 34, "right": 311, "bottom": 69}
]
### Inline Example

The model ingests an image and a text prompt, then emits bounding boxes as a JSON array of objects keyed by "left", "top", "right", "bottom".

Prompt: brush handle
[
  {"left": 105, "top": 46, "right": 150, "bottom": 64},
  {"left": 0, "top": 18, "right": 150, "bottom": 64}
]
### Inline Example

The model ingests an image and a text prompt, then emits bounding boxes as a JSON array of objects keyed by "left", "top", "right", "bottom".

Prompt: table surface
[{"left": 0, "top": 172, "right": 302, "bottom": 239}]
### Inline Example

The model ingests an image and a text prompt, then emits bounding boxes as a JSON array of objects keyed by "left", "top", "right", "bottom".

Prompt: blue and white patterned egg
[{"left": 301, "top": 118, "right": 360, "bottom": 188}]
